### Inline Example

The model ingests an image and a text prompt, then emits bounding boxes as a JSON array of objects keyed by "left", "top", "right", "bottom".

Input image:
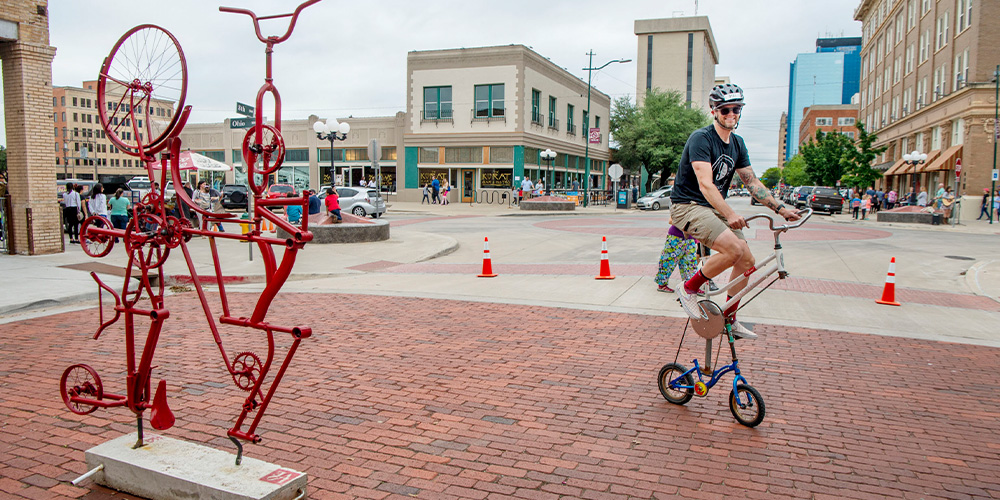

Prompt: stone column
[{"left": 1, "top": 40, "right": 59, "bottom": 254}]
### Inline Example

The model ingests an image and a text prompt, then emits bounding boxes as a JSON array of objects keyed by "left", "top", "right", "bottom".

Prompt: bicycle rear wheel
[
  {"left": 657, "top": 363, "right": 694, "bottom": 405},
  {"left": 97, "top": 24, "right": 188, "bottom": 157},
  {"left": 729, "top": 383, "right": 765, "bottom": 427}
]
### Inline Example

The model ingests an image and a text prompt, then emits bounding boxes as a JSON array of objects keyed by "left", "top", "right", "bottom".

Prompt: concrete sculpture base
[
  {"left": 277, "top": 213, "right": 389, "bottom": 243},
  {"left": 83, "top": 433, "right": 306, "bottom": 500},
  {"left": 519, "top": 196, "right": 576, "bottom": 211}
]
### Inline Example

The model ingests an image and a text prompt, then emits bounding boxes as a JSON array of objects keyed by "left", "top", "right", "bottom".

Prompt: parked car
[
  {"left": 126, "top": 178, "right": 152, "bottom": 202},
  {"left": 265, "top": 183, "right": 296, "bottom": 199},
  {"left": 636, "top": 187, "right": 672, "bottom": 211},
  {"left": 322, "top": 186, "right": 386, "bottom": 218},
  {"left": 792, "top": 186, "right": 816, "bottom": 209},
  {"left": 221, "top": 184, "right": 249, "bottom": 210},
  {"left": 807, "top": 186, "right": 845, "bottom": 215}
]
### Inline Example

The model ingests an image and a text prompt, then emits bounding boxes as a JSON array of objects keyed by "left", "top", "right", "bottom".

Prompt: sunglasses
[{"left": 717, "top": 106, "right": 742, "bottom": 116}]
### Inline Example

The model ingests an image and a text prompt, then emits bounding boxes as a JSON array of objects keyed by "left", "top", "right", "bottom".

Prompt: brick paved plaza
[{"left": 1, "top": 292, "right": 998, "bottom": 499}]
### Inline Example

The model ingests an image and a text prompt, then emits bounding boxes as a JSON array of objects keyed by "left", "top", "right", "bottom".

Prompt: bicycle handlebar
[
  {"left": 745, "top": 208, "right": 813, "bottom": 232},
  {"left": 220, "top": 0, "right": 321, "bottom": 45}
]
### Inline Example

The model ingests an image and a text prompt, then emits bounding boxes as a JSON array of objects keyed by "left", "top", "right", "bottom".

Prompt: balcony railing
[
  {"left": 548, "top": 117, "right": 560, "bottom": 130},
  {"left": 530, "top": 113, "right": 544, "bottom": 126},
  {"left": 421, "top": 109, "right": 454, "bottom": 124},
  {"left": 471, "top": 108, "right": 506, "bottom": 124},
  {"left": 567, "top": 124, "right": 576, "bottom": 135}
]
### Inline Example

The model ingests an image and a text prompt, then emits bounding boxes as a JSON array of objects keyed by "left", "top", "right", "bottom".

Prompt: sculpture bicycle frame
[{"left": 60, "top": 1, "right": 321, "bottom": 465}]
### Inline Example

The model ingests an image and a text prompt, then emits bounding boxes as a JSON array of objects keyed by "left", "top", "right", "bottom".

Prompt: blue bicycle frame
[{"left": 668, "top": 332, "right": 752, "bottom": 405}]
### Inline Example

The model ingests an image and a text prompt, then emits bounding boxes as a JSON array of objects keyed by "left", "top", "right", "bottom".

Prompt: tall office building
[
  {"left": 634, "top": 17, "right": 719, "bottom": 109},
  {"left": 784, "top": 37, "right": 862, "bottom": 160}
]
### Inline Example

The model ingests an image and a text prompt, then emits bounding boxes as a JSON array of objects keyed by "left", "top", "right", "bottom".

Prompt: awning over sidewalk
[
  {"left": 884, "top": 158, "right": 907, "bottom": 176},
  {"left": 918, "top": 144, "right": 962, "bottom": 172},
  {"left": 898, "top": 149, "right": 941, "bottom": 174}
]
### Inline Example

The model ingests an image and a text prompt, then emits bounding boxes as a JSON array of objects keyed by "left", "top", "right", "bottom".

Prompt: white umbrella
[{"left": 149, "top": 151, "right": 232, "bottom": 171}]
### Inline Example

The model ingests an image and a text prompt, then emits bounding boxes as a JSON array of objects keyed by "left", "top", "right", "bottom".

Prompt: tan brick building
[
  {"left": 634, "top": 17, "right": 719, "bottom": 110},
  {"left": 856, "top": 0, "right": 1000, "bottom": 208},
  {"left": 777, "top": 112, "right": 788, "bottom": 169},
  {"left": 798, "top": 104, "right": 861, "bottom": 148},
  {"left": 1, "top": 0, "right": 59, "bottom": 254}
]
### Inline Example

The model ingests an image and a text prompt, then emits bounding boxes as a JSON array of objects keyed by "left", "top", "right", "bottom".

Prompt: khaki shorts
[{"left": 670, "top": 202, "right": 745, "bottom": 247}]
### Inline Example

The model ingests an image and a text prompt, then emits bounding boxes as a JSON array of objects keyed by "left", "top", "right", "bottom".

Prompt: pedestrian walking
[
  {"left": 520, "top": 177, "right": 534, "bottom": 202},
  {"left": 62, "top": 182, "right": 82, "bottom": 243},
  {"left": 851, "top": 194, "right": 861, "bottom": 219},
  {"left": 978, "top": 188, "right": 990, "bottom": 220},
  {"left": 421, "top": 184, "right": 430, "bottom": 204},
  {"left": 88, "top": 183, "right": 109, "bottom": 222},
  {"left": 654, "top": 224, "right": 698, "bottom": 293},
  {"left": 886, "top": 189, "right": 897, "bottom": 210},
  {"left": 108, "top": 188, "right": 130, "bottom": 242},
  {"left": 440, "top": 180, "right": 450, "bottom": 205},
  {"left": 431, "top": 177, "right": 441, "bottom": 204},
  {"left": 861, "top": 194, "right": 871, "bottom": 220}
]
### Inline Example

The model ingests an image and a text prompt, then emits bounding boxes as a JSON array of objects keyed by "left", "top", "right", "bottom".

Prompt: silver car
[
  {"left": 636, "top": 187, "right": 672, "bottom": 211},
  {"left": 326, "top": 187, "right": 386, "bottom": 218}
]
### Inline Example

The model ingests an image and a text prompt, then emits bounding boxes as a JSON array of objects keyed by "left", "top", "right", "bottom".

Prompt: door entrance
[{"left": 461, "top": 169, "right": 475, "bottom": 203}]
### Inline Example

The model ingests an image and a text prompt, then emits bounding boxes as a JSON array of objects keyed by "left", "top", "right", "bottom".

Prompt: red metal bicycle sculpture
[{"left": 60, "top": 1, "right": 321, "bottom": 465}]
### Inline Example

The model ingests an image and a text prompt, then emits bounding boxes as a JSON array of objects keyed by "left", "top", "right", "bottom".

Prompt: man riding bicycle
[{"left": 670, "top": 83, "right": 800, "bottom": 340}]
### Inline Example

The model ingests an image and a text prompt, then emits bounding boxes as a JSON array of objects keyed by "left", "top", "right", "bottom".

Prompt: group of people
[
  {"left": 420, "top": 177, "right": 450, "bottom": 205},
  {"left": 62, "top": 182, "right": 132, "bottom": 244},
  {"left": 978, "top": 188, "right": 1000, "bottom": 220}
]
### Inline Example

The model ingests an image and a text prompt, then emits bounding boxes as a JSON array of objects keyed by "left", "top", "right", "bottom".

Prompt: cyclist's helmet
[{"left": 709, "top": 83, "right": 745, "bottom": 109}]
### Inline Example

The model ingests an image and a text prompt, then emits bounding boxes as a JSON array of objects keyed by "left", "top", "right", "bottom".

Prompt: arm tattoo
[{"left": 737, "top": 168, "right": 780, "bottom": 211}]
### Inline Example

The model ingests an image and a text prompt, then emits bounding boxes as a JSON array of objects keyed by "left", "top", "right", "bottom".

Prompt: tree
[
  {"left": 840, "top": 122, "right": 887, "bottom": 190},
  {"left": 782, "top": 155, "right": 811, "bottom": 186},
  {"left": 761, "top": 167, "right": 782, "bottom": 188},
  {"left": 800, "top": 130, "right": 854, "bottom": 186},
  {"left": 610, "top": 89, "right": 709, "bottom": 191}
]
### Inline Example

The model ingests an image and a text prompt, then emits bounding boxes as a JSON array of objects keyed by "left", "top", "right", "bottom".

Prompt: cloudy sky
[{"left": 2, "top": 0, "right": 862, "bottom": 173}]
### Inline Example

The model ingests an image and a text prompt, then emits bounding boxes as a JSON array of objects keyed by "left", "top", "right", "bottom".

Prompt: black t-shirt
[{"left": 671, "top": 125, "right": 750, "bottom": 207}]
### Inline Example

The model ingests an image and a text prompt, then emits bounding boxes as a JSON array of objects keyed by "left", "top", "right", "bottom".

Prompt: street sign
[
  {"left": 836, "top": 180, "right": 841, "bottom": 186},
  {"left": 229, "top": 117, "right": 253, "bottom": 129},
  {"left": 993, "top": 169, "right": 999, "bottom": 181},
  {"left": 608, "top": 163, "right": 623, "bottom": 178},
  {"left": 368, "top": 139, "right": 381, "bottom": 162},
  {"left": 588, "top": 127, "right": 601, "bottom": 144},
  {"left": 80, "top": 146, "right": 89, "bottom": 159},
  {"left": 955, "top": 158, "right": 962, "bottom": 179},
  {"left": 236, "top": 102, "right": 255, "bottom": 117}
]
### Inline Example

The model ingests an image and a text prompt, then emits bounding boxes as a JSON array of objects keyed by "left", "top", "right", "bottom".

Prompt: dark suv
[
  {"left": 806, "top": 186, "right": 845, "bottom": 215},
  {"left": 221, "top": 184, "right": 249, "bottom": 210}
]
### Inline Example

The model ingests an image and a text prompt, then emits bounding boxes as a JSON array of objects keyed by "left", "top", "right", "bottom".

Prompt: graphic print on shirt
[{"left": 712, "top": 154, "right": 735, "bottom": 189}]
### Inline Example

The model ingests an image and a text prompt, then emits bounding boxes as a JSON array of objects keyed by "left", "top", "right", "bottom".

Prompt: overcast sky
[{"left": 2, "top": 0, "right": 862, "bottom": 173}]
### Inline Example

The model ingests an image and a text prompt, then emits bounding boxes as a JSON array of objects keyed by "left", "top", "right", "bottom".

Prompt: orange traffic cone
[
  {"left": 265, "top": 219, "right": 275, "bottom": 233},
  {"left": 876, "top": 257, "right": 901, "bottom": 306},
  {"left": 477, "top": 237, "right": 498, "bottom": 277},
  {"left": 595, "top": 236, "right": 615, "bottom": 280}
]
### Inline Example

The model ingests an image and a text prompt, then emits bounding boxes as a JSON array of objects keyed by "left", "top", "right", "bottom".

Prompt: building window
[
  {"left": 895, "top": 13, "right": 904, "bottom": 42},
  {"left": 381, "top": 147, "right": 397, "bottom": 161},
  {"left": 72, "top": 97, "right": 77, "bottom": 107},
  {"left": 921, "top": 0, "right": 931, "bottom": 14},
  {"left": 919, "top": 29, "right": 930, "bottom": 62},
  {"left": 567, "top": 104, "right": 575, "bottom": 133},
  {"left": 837, "top": 117, "right": 856, "bottom": 126},
  {"left": 953, "top": 49, "right": 969, "bottom": 89},
  {"left": 444, "top": 147, "right": 482, "bottom": 164},
  {"left": 344, "top": 148, "right": 368, "bottom": 162},
  {"left": 61, "top": 96, "right": 65, "bottom": 106},
  {"left": 902, "top": 87, "right": 912, "bottom": 115},
  {"left": 423, "top": 86, "right": 452, "bottom": 120},
  {"left": 284, "top": 149, "right": 308, "bottom": 162},
  {"left": 845, "top": 132, "right": 856, "bottom": 139},
  {"left": 474, "top": 84, "right": 504, "bottom": 118},
  {"left": 489, "top": 146, "right": 513, "bottom": 164},
  {"left": 935, "top": 12, "right": 949, "bottom": 51},
  {"left": 907, "top": 0, "right": 916, "bottom": 29},
  {"left": 524, "top": 147, "right": 541, "bottom": 165},
  {"left": 317, "top": 148, "right": 344, "bottom": 163},
  {"left": 816, "top": 117, "right": 834, "bottom": 126},
  {"left": 531, "top": 89, "right": 541, "bottom": 124},
  {"left": 582, "top": 110, "right": 589, "bottom": 132},
  {"left": 905, "top": 44, "right": 914, "bottom": 74},
  {"left": 931, "top": 126, "right": 941, "bottom": 150},
  {"left": 548, "top": 95, "right": 557, "bottom": 128},
  {"left": 418, "top": 147, "right": 439, "bottom": 163},
  {"left": 893, "top": 57, "right": 901, "bottom": 83},
  {"left": 952, "top": 117, "right": 965, "bottom": 145}
]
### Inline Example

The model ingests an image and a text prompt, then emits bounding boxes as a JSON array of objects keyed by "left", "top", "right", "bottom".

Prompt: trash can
[
  {"left": 931, "top": 213, "right": 942, "bottom": 225},
  {"left": 617, "top": 190, "right": 631, "bottom": 209}
]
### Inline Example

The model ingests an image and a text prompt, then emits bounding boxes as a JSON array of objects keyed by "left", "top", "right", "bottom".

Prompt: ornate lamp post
[
  {"left": 582, "top": 52, "right": 631, "bottom": 207},
  {"left": 540, "top": 149, "right": 556, "bottom": 196},
  {"left": 313, "top": 118, "right": 350, "bottom": 186},
  {"left": 902, "top": 150, "right": 928, "bottom": 205}
]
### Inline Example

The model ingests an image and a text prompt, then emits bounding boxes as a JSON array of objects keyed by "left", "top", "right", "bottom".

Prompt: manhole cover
[{"left": 944, "top": 255, "right": 975, "bottom": 261}]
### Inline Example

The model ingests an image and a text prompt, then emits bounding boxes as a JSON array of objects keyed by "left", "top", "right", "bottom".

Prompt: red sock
[
  {"left": 725, "top": 296, "right": 740, "bottom": 322},
  {"left": 684, "top": 270, "right": 709, "bottom": 294}
]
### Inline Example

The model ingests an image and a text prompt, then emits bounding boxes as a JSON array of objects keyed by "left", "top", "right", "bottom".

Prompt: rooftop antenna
[{"left": 694, "top": 0, "right": 699, "bottom": 15}]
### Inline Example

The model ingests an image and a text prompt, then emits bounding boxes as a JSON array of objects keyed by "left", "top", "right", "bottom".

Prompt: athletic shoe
[
  {"left": 728, "top": 319, "right": 758, "bottom": 340},
  {"left": 657, "top": 284, "right": 674, "bottom": 293},
  {"left": 677, "top": 287, "right": 704, "bottom": 319},
  {"left": 708, "top": 279, "right": 719, "bottom": 292}
]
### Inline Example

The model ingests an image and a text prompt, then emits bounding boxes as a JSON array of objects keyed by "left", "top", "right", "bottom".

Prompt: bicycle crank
[{"left": 694, "top": 381, "right": 709, "bottom": 397}]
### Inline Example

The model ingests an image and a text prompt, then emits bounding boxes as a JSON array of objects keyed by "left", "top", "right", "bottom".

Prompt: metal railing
[
  {"left": 420, "top": 109, "right": 454, "bottom": 123},
  {"left": 548, "top": 117, "right": 560, "bottom": 130},
  {"left": 467, "top": 189, "right": 513, "bottom": 206},
  {"left": 530, "top": 113, "right": 544, "bottom": 126},
  {"left": 567, "top": 124, "right": 577, "bottom": 135},
  {"left": 470, "top": 108, "right": 506, "bottom": 123}
]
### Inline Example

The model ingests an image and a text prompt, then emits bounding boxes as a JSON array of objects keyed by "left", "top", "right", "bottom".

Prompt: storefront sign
[
  {"left": 588, "top": 128, "right": 602, "bottom": 144},
  {"left": 481, "top": 169, "right": 513, "bottom": 188}
]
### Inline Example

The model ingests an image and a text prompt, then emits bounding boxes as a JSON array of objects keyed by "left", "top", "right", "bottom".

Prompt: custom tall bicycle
[
  {"left": 657, "top": 209, "right": 813, "bottom": 427},
  {"left": 60, "top": 1, "right": 321, "bottom": 465}
]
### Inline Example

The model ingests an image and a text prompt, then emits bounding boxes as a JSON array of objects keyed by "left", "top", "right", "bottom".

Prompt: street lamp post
[
  {"left": 540, "top": 149, "right": 556, "bottom": 196},
  {"left": 313, "top": 118, "right": 351, "bottom": 187},
  {"left": 991, "top": 65, "right": 999, "bottom": 224},
  {"left": 582, "top": 52, "right": 631, "bottom": 207},
  {"left": 903, "top": 150, "right": 928, "bottom": 205}
]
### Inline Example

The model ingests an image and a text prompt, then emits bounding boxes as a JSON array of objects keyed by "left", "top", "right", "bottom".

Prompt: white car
[{"left": 636, "top": 187, "right": 672, "bottom": 211}]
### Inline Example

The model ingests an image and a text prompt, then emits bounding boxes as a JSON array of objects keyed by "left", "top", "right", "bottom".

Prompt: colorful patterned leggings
[{"left": 654, "top": 234, "right": 698, "bottom": 286}]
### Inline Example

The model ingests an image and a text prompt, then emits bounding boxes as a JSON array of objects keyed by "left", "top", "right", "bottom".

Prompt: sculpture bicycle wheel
[
  {"left": 60, "top": 364, "right": 104, "bottom": 415},
  {"left": 80, "top": 216, "right": 114, "bottom": 258},
  {"left": 242, "top": 124, "right": 285, "bottom": 176},
  {"left": 124, "top": 213, "right": 170, "bottom": 270},
  {"left": 97, "top": 24, "right": 188, "bottom": 157}
]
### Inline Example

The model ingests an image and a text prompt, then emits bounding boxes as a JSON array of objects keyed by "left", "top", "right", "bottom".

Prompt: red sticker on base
[{"left": 260, "top": 469, "right": 302, "bottom": 485}]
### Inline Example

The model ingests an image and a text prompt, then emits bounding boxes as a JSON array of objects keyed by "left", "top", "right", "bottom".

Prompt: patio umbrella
[{"left": 149, "top": 151, "right": 232, "bottom": 171}]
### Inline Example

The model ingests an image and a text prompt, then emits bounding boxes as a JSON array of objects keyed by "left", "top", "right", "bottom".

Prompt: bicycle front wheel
[
  {"left": 729, "top": 383, "right": 765, "bottom": 427},
  {"left": 97, "top": 24, "right": 188, "bottom": 156},
  {"left": 657, "top": 363, "right": 694, "bottom": 405}
]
